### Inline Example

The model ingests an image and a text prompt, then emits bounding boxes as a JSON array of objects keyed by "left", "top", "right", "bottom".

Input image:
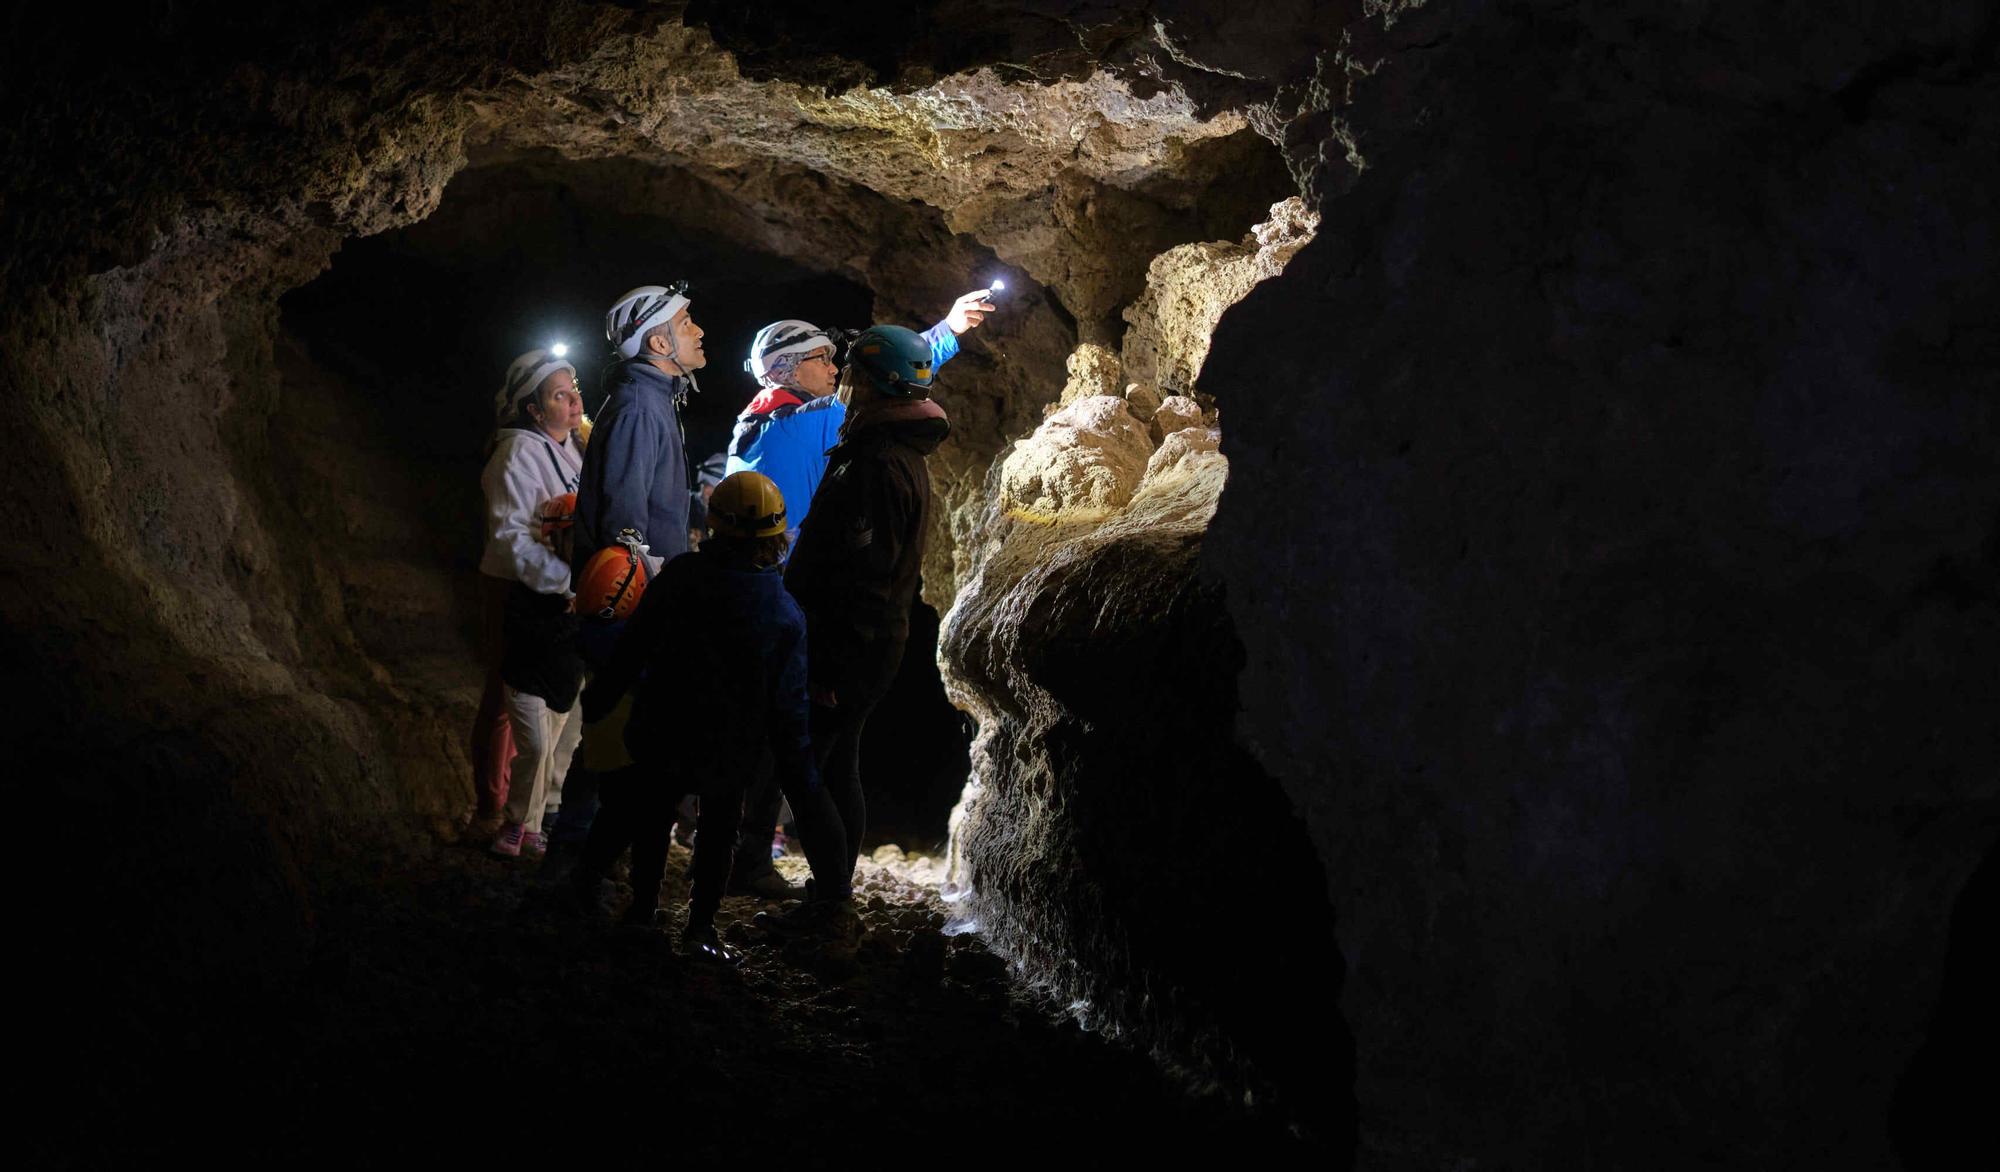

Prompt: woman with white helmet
[{"left": 473, "top": 347, "right": 589, "bottom": 858}]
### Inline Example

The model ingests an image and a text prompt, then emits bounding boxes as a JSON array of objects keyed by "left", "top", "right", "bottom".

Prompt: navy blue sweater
[
  {"left": 573, "top": 359, "right": 691, "bottom": 576},
  {"left": 582, "top": 550, "right": 817, "bottom": 795}
]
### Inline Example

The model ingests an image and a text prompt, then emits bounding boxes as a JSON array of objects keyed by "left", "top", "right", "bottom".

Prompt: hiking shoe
[
  {"left": 619, "top": 904, "right": 670, "bottom": 932},
  {"left": 490, "top": 822, "right": 526, "bottom": 858},
  {"left": 681, "top": 924, "right": 742, "bottom": 965},
  {"left": 728, "top": 869, "right": 803, "bottom": 900},
  {"left": 753, "top": 894, "right": 857, "bottom": 936}
]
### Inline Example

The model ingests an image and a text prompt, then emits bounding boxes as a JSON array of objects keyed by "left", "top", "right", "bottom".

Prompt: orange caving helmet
[
  {"left": 577, "top": 530, "right": 649, "bottom": 621},
  {"left": 537, "top": 493, "right": 577, "bottom": 563}
]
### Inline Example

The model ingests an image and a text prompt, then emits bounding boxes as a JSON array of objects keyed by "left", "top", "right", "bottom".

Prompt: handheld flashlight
[{"left": 987, "top": 278, "right": 1006, "bottom": 298}]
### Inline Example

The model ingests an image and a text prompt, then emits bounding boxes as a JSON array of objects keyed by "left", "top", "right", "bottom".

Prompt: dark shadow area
[
  {"left": 1892, "top": 837, "right": 2000, "bottom": 1168},
  {"left": 861, "top": 591, "right": 973, "bottom": 850}
]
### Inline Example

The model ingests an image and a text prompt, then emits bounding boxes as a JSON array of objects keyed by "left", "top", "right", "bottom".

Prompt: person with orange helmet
[
  {"left": 574, "top": 472, "right": 840, "bottom": 960},
  {"left": 473, "top": 347, "right": 589, "bottom": 858}
]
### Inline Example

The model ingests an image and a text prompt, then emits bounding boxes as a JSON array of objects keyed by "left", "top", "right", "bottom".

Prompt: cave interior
[{"left": 6, "top": 2, "right": 1997, "bottom": 1167}]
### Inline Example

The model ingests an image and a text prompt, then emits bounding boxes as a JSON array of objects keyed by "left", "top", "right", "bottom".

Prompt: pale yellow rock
[
  {"left": 998, "top": 395, "right": 1155, "bottom": 521},
  {"left": 1121, "top": 196, "right": 1319, "bottom": 393},
  {"left": 1059, "top": 343, "right": 1124, "bottom": 406},
  {"left": 1124, "top": 381, "right": 1164, "bottom": 421},
  {"left": 1144, "top": 426, "right": 1222, "bottom": 483},
  {"left": 1152, "top": 395, "right": 1207, "bottom": 441}
]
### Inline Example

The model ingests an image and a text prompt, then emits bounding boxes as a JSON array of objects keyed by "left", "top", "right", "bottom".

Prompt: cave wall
[
  {"left": 1201, "top": 1, "right": 2000, "bottom": 1165},
  {"left": 5, "top": 1, "right": 1995, "bottom": 1165}
]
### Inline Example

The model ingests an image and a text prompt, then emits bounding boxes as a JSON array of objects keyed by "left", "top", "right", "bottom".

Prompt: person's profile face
[{"left": 793, "top": 346, "right": 836, "bottom": 397}]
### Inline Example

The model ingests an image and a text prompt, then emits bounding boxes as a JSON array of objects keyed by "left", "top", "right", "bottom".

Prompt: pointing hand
[{"left": 945, "top": 289, "right": 997, "bottom": 335}]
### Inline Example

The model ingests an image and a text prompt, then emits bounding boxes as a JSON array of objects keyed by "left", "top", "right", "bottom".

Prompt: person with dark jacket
[
  {"left": 778, "top": 323, "right": 954, "bottom": 915},
  {"left": 574, "top": 472, "right": 838, "bottom": 960},
  {"left": 722, "top": 298, "right": 990, "bottom": 900},
  {"left": 548, "top": 282, "right": 706, "bottom": 851},
  {"left": 572, "top": 281, "right": 705, "bottom": 588}
]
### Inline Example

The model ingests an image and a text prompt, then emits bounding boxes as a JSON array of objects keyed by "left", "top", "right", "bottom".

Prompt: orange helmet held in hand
[
  {"left": 537, "top": 492, "right": 577, "bottom": 563},
  {"left": 577, "top": 530, "right": 649, "bottom": 621}
]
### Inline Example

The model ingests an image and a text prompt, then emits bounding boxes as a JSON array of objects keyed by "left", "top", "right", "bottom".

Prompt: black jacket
[
  {"left": 500, "top": 583, "right": 584, "bottom": 711},
  {"left": 581, "top": 551, "right": 816, "bottom": 794},
  {"left": 785, "top": 411, "right": 950, "bottom": 697}
]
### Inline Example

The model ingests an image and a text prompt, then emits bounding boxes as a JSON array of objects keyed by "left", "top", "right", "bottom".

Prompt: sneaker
[
  {"left": 728, "top": 869, "right": 803, "bottom": 900},
  {"left": 490, "top": 822, "right": 526, "bottom": 858},
  {"left": 522, "top": 829, "right": 548, "bottom": 858},
  {"left": 681, "top": 924, "right": 742, "bottom": 965}
]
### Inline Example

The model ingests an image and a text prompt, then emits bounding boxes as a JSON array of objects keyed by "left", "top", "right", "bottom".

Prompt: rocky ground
[{"left": 51, "top": 834, "right": 1316, "bottom": 1166}]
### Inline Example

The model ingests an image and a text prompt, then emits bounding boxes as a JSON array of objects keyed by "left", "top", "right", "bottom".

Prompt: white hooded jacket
[{"left": 480, "top": 428, "right": 582, "bottom": 595}]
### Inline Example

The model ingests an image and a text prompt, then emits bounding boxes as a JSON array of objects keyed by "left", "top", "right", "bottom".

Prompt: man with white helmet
[
  {"left": 550, "top": 282, "right": 706, "bottom": 853},
  {"left": 573, "top": 280, "right": 706, "bottom": 585},
  {"left": 726, "top": 289, "right": 995, "bottom": 544}
]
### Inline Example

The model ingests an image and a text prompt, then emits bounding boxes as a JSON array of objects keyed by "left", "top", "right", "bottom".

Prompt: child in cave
[{"left": 572, "top": 471, "right": 848, "bottom": 960}]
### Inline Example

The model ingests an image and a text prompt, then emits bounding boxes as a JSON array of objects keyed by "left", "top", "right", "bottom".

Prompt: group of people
[{"left": 466, "top": 277, "right": 996, "bottom": 959}]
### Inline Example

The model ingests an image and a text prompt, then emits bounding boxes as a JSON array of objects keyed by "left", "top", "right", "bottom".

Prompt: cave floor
[{"left": 78, "top": 835, "right": 1307, "bottom": 1164}]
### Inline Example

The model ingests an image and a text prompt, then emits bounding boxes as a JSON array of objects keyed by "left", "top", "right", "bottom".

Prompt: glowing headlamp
[{"left": 550, "top": 343, "right": 569, "bottom": 358}]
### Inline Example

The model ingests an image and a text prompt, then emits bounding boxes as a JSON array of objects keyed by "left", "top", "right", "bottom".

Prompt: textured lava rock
[
  {"left": 1204, "top": 1, "right": 2000, "bottom": 1166},
  {"left": 944, "top": 411, "right": 1350, "bottom": 1142}
]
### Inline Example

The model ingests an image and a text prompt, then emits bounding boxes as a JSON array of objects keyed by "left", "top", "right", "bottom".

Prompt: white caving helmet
[
  {"left": 745, "top": 319, "right": 834, "bottom": 386},
  {"left": 605, "top": 281, "right": 692, "bottom": 360},
  {"left": 495, "top": 348, "right": 576, "bottom": 425}
]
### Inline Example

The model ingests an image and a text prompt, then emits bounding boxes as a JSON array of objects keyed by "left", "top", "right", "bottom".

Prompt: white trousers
[{"left": 501, "top": 688, "right": 582, "bottom": 833}]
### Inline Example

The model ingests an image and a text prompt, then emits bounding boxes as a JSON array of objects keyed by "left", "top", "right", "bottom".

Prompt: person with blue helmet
[
  {"left": 726, "top": 289, "right": 994, "bottom": 545},
  {"left": 721, "top": 290, "right": 992, "bottom": 900},
  {"left": 761, "top": 322, "right": 958, "bottom": 929}
]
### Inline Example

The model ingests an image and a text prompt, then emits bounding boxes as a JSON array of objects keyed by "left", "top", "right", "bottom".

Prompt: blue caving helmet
[{"left": 847, "top": 324, "right": 935, "bottom": 398}]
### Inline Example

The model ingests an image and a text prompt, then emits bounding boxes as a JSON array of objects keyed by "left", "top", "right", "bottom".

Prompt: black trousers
[
  {"left": 729, "top": 751, "right": 786, "bottom": 884},
  {"left": 793, "top": 635, "right": 903, "bottom": 892},
  {"left": 579, "top": 762, "right": 745, "bottom": 930}
]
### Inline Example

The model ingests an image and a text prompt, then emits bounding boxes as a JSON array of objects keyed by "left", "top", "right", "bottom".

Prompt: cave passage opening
[{"left": 277, "top": 152, "right": 982, "bottom": 850}]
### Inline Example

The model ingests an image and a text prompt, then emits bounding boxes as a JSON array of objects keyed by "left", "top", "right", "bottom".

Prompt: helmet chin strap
[{"left": 646, "top": 334, "right": 703, "bottom": 401}]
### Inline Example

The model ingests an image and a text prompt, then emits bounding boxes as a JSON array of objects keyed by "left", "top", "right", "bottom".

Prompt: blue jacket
[
  {"left": 573, "top": 359, "right": 691, "bottom": 577},
  {"left": 726, "top": 322, "right": 959, "bottom": 532},
  {"left": 581, "top": 551, "right": 818, "bottom": 794}
]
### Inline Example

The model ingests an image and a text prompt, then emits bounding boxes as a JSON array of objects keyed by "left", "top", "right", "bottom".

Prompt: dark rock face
[{"left": 1205, "top": 1, "right": 2000, "bottom": 1165}]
